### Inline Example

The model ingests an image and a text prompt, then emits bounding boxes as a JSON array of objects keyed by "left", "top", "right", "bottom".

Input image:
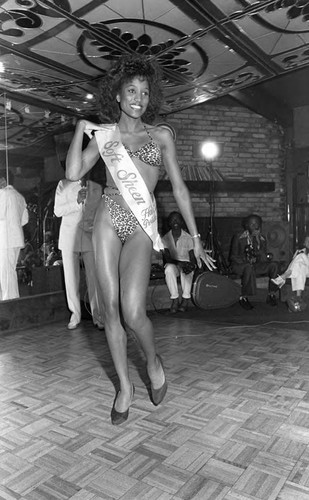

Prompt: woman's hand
[
  {"left": 77, "top": 188, "right": 87, "bottom": 204},
  {"left": 193, "top": 239, "right": 216, "bottom": 271},
  {"left": 77, "top": 119, "right": 107, "bottom": 140},
  {"left": 66, "top": 120, "right": 103, "bottom": 181}
]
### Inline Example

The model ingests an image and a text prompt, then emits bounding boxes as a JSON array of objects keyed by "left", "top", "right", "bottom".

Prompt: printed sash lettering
[{"left": 94, "top": 125, "right": 163, "bottom": 251}]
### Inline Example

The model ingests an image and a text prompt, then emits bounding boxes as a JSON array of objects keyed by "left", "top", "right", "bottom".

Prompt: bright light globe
[{"left": 201, "top": 142, "right": 220, "bottom": 160}]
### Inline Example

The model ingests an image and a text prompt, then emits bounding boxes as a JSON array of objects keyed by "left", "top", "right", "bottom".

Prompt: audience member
[
  {"left": 45, "top": 243, "right": 62, "bottom": 267},
  {"left": 17, "top": 231, "right": 36, "bottom": 286},
  {"left": 39, "top": 230, "right": 56, "bottom": 265},
  {"left": 162, "top": 211, "right": 196, "bottom": 313},
  {"left": 272, "top": 234, "right": 309, "bottom": 312},
  {"left": 17, "top": 231, "right": 35, "bottom": 268},
  {"left": 54, "top": 177, "right": 104, "bottom": 330},
  {"left": 0, "top": 177, "right": 29, "bottom": 300},
  {"left": 229, "top": 213, "right": 279, "bottom": 310}
]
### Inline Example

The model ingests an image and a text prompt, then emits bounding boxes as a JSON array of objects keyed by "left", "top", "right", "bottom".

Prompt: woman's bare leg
[
  {"left": 119, "top": 229, "right": 165, "bottom": 390},
  {"left": 92, "top": 200, "right": 133, "bottom": 412}
]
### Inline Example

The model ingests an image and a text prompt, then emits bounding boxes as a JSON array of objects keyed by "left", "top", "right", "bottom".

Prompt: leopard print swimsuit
[
  {"left": 104, "top": 127, "right": 161, "bottom": 243},
  {"left": 123, "top": 126, "right": 162, "bottom": 167}
]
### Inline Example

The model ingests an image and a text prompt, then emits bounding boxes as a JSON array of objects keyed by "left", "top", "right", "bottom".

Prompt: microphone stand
[{"left": 204, "top": 161, "right": 229, "bottom": 274}]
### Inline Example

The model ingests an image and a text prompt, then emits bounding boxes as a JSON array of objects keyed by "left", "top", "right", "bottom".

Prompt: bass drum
[{"left": 191, "top": 271, "right": 241, "bottom": 310}]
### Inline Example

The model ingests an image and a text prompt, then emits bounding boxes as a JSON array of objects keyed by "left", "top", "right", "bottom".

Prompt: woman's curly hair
[{"left": 97, "top": 54, "right": 163, "bottom": 124}]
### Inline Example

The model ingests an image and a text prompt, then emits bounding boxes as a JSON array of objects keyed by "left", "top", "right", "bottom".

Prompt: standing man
[
  {"left": 230, "top": 213, "right": 279, "bottom": 310},
  {"left": 162, "top": 211, "right": 197, "bottom": 313},
  {"left": 54, "top": 177, "right": 104, "bottom": 330},
  {"left": 0, "top": 177, "right": 29, "bottom": 300}
]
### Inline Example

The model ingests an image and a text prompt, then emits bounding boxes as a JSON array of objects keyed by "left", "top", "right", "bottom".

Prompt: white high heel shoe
[{"left": 271, "top": 275, "right": 286, "bottom": 288}]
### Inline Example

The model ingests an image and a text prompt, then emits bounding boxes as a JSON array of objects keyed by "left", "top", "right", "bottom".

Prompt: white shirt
[{"left": 162, "top": 229, "right": 193, "bottom": 262}]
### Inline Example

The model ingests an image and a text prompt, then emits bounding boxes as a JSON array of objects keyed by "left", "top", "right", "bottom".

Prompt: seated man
[
  {"left": 162, "top": 211, "right": 196, "bottom": 313},
  {"left": 229, "top": 213, "right": 279, "bottom": 310},
  {"left": 272, "top": 234, "right": 309, "bottom": 312},
  {"left": 39, "top": 230, "right": 55, "bottom": 265}
]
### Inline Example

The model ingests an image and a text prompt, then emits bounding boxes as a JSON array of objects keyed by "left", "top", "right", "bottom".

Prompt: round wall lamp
[{"left": 200, "top": 141, "right": 221, "bottom": 161}]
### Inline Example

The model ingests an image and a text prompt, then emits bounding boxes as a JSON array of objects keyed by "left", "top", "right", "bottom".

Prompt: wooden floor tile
[{"left": 0, "top": 304, "right": 309, "bottom": 498}]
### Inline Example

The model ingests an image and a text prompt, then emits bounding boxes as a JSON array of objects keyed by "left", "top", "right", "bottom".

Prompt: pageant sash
[{"left": 94, "top": 124, "right": 163, "bottom": 251}]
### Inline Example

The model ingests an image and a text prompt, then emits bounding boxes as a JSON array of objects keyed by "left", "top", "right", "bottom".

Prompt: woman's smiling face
[{"left": 117, "top": 77, "right": 150, "bottom": 118}]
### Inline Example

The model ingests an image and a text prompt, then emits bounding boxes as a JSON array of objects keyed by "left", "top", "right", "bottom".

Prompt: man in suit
[
  {"left": 229, "top": 213, "right": 279, "bottom": 310},
  {"left": 54, "top": 177, "right": 104, "bottom": 330},
  {"left": 0, "top": 177, "right": 29, "bottom": 300}
]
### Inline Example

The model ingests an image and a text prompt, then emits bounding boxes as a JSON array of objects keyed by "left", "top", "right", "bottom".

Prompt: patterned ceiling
[{"left": 1, "top": 0, "right": 309, "bottom": 151}]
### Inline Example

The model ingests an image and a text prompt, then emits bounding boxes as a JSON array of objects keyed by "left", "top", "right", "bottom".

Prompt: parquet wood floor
[{"left": 1, "top": 304, "right": 309, "bottom": 499}]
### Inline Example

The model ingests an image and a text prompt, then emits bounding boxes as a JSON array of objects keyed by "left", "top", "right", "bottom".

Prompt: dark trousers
[{"left": 231, "top": 261, "right": 278, "bottom": 296}]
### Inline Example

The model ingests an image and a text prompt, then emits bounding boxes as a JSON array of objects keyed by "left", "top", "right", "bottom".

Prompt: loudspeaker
[{"left": 263, "top": 221, "right": 290, "bottom": 263}]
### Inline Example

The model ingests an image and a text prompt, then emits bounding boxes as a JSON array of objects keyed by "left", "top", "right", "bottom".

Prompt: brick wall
[{"left": 155, "top": 102, "right": 287, "bottom": 225}]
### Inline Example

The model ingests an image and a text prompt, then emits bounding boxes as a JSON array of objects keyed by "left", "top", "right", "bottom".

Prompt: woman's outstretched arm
[{"left": 157, "top": 126, "right": 216, "bottom": 271}]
